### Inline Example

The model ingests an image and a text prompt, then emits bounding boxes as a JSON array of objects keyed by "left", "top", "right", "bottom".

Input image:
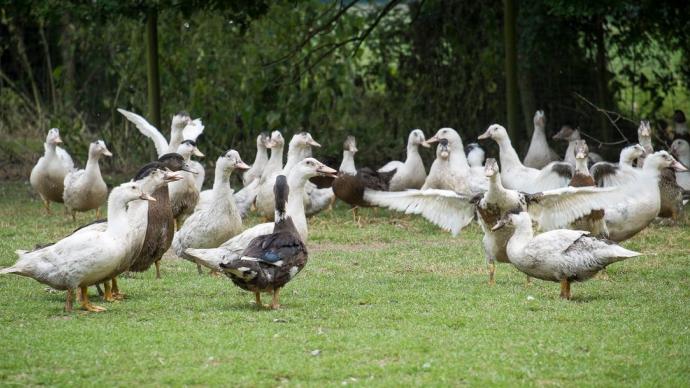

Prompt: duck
[
  {"left": 186, "top": 158, "right": 337, "bottom": 272},
  {"left": 169, "top": 140, "right": 203, "bottom": 227},
  {"left": 478, "top": 124, "right": 572, "bottom": 193},
  {"left": 465, "top": 142, "right": 485, "bottom": 168},
  {"left": 365, "top": 158, "right": 619, "bottom": 284},
  {"left": 217, "top": 175, "right": 308, "bottom": 309},
  {"left": 63, "top": 140, "right": 112, "bottom": 221},
  {"left": 1, "top": 182, "right": 155, "bottom": 312},
  {"left": 424, "top": 127, "right": 487, "bottom": 194},
  {"left": 253, "top": 131, "right": 286, "bottom": 218},
  {"left": 378, "top": 129, "right": 429, "bottom": 190},
  {"left": 670, "top": 139, "right": 690, "bottom": 189},
  {"left": 589, "top": 144, "right": 646, "bottom": 188},
  {"left": 422, "top": 139, "right": 451, "bottom": 190},
  {"left": 173, "top": 150, "right": 250, "bottom": 274},
  {"left": 672, "top": 110, "right": 688, "bottom": 139},
  {"left": 129, "top": 153, "right": 195, "bottom": 279},
  {"left": 30, "top": 128, "right": 75, "bottom": 214},
  {"left": 593, "top": 151, "right": 687, "bottom": 241},
  {"left": 566, "top": 140, "right": 608, "bottom": 237},
  {"left": 242, "top": 132, "right": 270, "bottom": 186},
  {"left": 256, "top": 132, "right": 321, "bottom": 220},
  {"left": 330, "top": 136, "right": 396, "bottom": 216},
  {"left": 492, "top": 210, "right": 640, "bottom": 300},
  {"left": 118, "top": 108, "right": 198, "bottom": 156},
  {"left": 636, "top": 121, "right": 653, "bottom": 167},
  {"left": 523, "top": 110, "right": 559, "bottom": 169},
  {"left": 552, "top": 124, "right": 604, "bottom": 165}
]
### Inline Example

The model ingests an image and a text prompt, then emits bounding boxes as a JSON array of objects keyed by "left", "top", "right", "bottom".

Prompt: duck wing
[
  {"left": 528, "top": 162, "right": 573, "bottom": 193},
  {"left": 55, "top": 146, "right": 74, "bottom": 171},
  {"left": 526, "top": 185, "right": 621, "bottom": 231},
  {"left": 590, "top": 162, "right": 638, "bottom": 187},
  {"left": 182, "top": 118, "right": 205, "bottom": 142},
  {"left": 378, "top": 160, "right": 403, "bottom": 173},
  {"left": 118, "top": 108, "right": 169, "bottom": 157},
  {"left": 363, "top": 189, "right": 476, "bottom": 236}
]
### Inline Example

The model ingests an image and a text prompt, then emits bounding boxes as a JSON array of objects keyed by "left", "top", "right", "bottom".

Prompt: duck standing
[
  {"left": 379, "top": 129, "right": 429, "bottom": 191},
  {"left": 30, "top": 128, "right": 74, "bottom": 214},
  {"left": 63, "top": 140, "right": 112, "bottom": 221},
  {"left": 219, "top": 175, "right": 308, "bottom": 309},
  {"left": 492, "top": 211, "right": 640, "bottom": 299}
]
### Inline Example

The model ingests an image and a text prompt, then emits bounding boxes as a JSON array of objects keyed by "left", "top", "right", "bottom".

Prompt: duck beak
[
  {"left": 420, "top": 139, "right": 431, "bottom": 148},
  {"left": 351, "top": 146, "right": 359, "bottom": 153},
  {"left": 308, "top": 139, "right": 321, "bottom": 147},
  {"left": 235, "top": 161, "right": 250, "bottom": 171},
  {"left": 672, "top": 160, "right": 688, "bottom": 172},
  {"left": 317, "top": 164, "right": 338, "bottom": 178},
  {"left": 477, "top": 130, "right": 491, "bottom": 140},
  {"left": 181, "top": 163, "right": 197, "bottom": 174},
  {"left": 424, "top": 135, "right": 439, "bottom": 146},
  {"left": 164, "top": 171, "right": 185, "bottom": 182},
  {"left": 54, "top": 136, "right": 63, "bottom": 144},
  {"left": 491, "top": 219, "right": 505, "bottom": 231},
  {"left": 140, "top": 192, "right": 157, "bottom": 202},
  {"left": 103, "top": 148, "right": 113, "bottom": 157},
  {"left": 192, "top": 147, "right": 205, "bottom": 158},
  {"left": 265, "top": 140, "right": 277, "bottom": 148}
]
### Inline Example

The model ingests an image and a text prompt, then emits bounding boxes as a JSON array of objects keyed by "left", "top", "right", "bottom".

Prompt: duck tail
[
  {"left": 606, "top": 245, "right": 641, "bottom": 264},
  {"left": 219, "top": 259, "right": 259, "bottom": 282},
  {"left": 184, "top": 248, "right": 226, "bottom": 272},
  {"left": 0, "top": 266, "right": 20, "bottom": 275}
]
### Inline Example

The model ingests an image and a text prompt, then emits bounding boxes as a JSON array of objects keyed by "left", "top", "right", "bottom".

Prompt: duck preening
[
  {"left": 63, "top": 140, "right": 112, "bottom": 221},
  {"left": 30, "top": 128, "right": 74, "bottom": 214},
  {"left": 218, "top": 175, "right": 309, "bottom": 309},
  {"left": 1, "top": 182, "right": 156, "bottom": 312},
  {"left": 492, "top": 210, "right": 640, "bottom": 300}
]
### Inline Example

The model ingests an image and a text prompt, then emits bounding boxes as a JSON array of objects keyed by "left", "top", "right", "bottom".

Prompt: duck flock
[{"left": 3, "top": 108, "right": 690, "bottom": 311}]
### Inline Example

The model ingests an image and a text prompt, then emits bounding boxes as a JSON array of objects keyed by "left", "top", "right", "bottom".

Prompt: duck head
[
  {"left": 157, "top": 153, "right": 195, "bottom": 174},
  {"left": 137, "top": 168, "right": 185, "bottom": 194},
  {"left": 116, "top": 181, "right": 157, "bottom": 203},
  {"left": 258, "top": 132, "right": 270, "bottom": 149},
  {"left": 425, "top": 127, "right": 460, "bottom": 148},
  {"left": 290, "top": 132, "right": 321, "bottom": 149},
  {"left": 484, "top": 158, "right": 500, "bottom": 177},
  {"left": 533, "top": 110, "right": 546, "bottom": 128},
  {"left": 172, "top": 111, "right": 192, "bottom": 130},
  {"left": 292, "top": 158, "right": 337, "bottom": 180},
  {"left": 265, "top": 130, "right": 285, "bottom": 149},
  {"left": 46, "top": 128, "right": 63, "bottom": 145},
  {"left": 407, "top": 129, "right": 429, "bottom": 148},
  {"left": 219, "top": 150, "right": 250, "bottom": 173},
  {"left": 638, "top": 120, "right": 652, "bottom": 139},
  {"left": 619, "top": 144, "right": 646, "bottom": 165},
  {"left": 553, "top": 124, "right": 579, "bottom": 141},
  {"left": 478, "top": 124, "right": 508, "bottom": 142},
  {"left": 574, "top": 139, "right": 588, "bottom": 160},
  {"left": 644, "top": 150, "right": 687, "bottom": 172},
  {"left": 491, "top": 209, "right": 528, "bottom": 231},
  {"left": 177, "top": 140, "right": 204, "bottom": 159},
  {"left": 670, "top": 139, "right": 690, "bottom": 160},
  {"left": 89, "top": 140, "right": 112, "bottom": 158},
  {"left": 438, "top": 138, "right": 450, "bottom": 160},
  {"left": 344, "top": 135, "right": 358, "bottom": 153}
]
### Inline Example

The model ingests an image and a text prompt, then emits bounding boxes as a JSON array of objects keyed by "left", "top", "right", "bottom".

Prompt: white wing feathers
[
  {"left": 527, "top": 186, "right": 621, "bottom": 231},
  {"left": 183, "top": 119, "right": 205, "bottom": 142},
  {"left": 528, "top": 162, "right": 572, "bottom": 193},
  {"left": 117, "top": 108, "right": 169, "bottom": 157},
  {"left": 363, "top": 189, "right": 476, "bottom": 236}
]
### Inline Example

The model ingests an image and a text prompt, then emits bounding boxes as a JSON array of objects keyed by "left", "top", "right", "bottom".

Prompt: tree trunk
[
  {"left": 503, "top": 0, "right": 520, "bottom": 142},
  {"left": 60, "top": 14, "right": 77, "bottom": 109},
  {"left": 518, "top": 69, "right": 536, "bottom": 138},
  {"left": 146, "top": 8, "right": 161, "bottom": 130},
  {"left": 594, "top": 17, "right": 611, "bottom": 141}
]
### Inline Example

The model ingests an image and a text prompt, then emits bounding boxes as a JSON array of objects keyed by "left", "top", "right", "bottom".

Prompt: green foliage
[{"left": 0, "top": 182, "right": 689, "bottom": 385}]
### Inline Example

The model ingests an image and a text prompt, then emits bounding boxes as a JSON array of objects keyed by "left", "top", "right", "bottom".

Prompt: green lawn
[{"left": 0, "top": 181, "right": 688, "bottom": 386}]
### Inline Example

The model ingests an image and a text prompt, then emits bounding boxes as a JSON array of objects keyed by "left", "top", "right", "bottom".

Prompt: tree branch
[
  {"left": 573, "top": 92, "right": 632, "bottom": 146},
  {"left": 350, "top": 0, "right": 403, "bottom": 56}
]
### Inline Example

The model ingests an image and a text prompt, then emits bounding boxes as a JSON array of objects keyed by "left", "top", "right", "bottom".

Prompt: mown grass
[{"left": 0, "top": 180, "right": 689, "bottom": 386}]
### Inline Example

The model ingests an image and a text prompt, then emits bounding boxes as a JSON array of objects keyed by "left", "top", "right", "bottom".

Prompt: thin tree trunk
[
  {"left": 146, "top": 8, "right": 161, "bottom": 130},
  {"left": 38, "top": 20, "right": 57, "bottom": 111},
  {"left": 594, "top": 17, "right": 611, "bottom": 141},
  {"left": 60, "top": 13, "right": 77, "bottom": 109},
  {"left": 503, "top": 0, "right": 520, "bottom": 142},
  {"left": 518, "top": 68, "right": 536, "bottom": 137},
  {"left": 6, "top": 20, "right": 43, "bottom": 123}
]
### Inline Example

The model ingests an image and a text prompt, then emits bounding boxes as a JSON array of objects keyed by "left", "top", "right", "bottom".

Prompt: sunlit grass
[{"left": 0, "top": 181, "right": 688, "bottom": 385}]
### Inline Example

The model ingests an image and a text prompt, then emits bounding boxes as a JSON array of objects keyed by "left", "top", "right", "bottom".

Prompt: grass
[{"left": 0, "top": 180, "right": 689, "bottom": 386}]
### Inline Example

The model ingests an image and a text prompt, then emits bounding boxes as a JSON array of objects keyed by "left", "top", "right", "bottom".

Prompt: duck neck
[
  {"left": 574, "top": 157, "right": 589, "bottom": 175},
  {"left": 286, "top": 172, "right": 309, "bottom": 240},
  {"left": 678, "top": 152, "right": 690, "bottom": 168},
  {"left": 674, "top": 122, "right": 688, "bottom": 135},
  {"left": 265, "top": 144, "right": 285, "bottom": 174},
  {"left": 530, "top": 123, "right": 548, "bottom": 148},
  {"left": 486, "top": 173, "right": 507, "bottom": 202},
  {"left": 253, "top": 144, "right": 268, "bottom": 167},
  {"left": 639, "top": 137, "right": 653, "bottom": 153},
  {"left": 448, "top": 142, "right": 470, "bottom": 172},
  {"left": 284, "top": 146, "right": 310, "bottom": 172},
  {"left": 212, "top": 166, "right": 232, "bottom": 195},
  {"left": 106, "top": 194, "right": 131, "bottom": 235},
  {"left": 168, "top": 126, "right": 184, "bottom": 151},
  {"left": 506, "top": 221, "right": 532, "bottom": 262},
  {"left": 45, "top": 142, "right": 57, "bottom": 159},
  {"left": 404, "top": 143, "right": 423, "bottom": 169},
  {"left": 495, "top": 136, "right": 523, "bottom": 171},
  {"left": 84, "top": 152, "right": 103, "bottom": 180},
  {"left": 340, "top": 150, "right": 356, "bottom": 174}
]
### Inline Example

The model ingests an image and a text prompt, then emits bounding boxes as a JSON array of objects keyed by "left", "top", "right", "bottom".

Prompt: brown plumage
[
  {"left": 658, "top": 168, "right": 684, "bottom": 220},
  {"left": 568, "top": 140, "right": 607, "bottom": 237},
  {"left": 333, "top": 167, "right": 396, "bottom": 208}
]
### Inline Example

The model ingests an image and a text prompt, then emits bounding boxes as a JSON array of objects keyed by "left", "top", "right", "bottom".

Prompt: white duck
[
  {"left": 186, "top": 158, "right": 337, "bottom": 272},
  {"left": 594, "top": 151, "right": 687, "bottom": 241},
  {"left": 422, "top": 139, "right": 452, "bottom": 190},
  {"left": 636, "top": 120, "right": 653, "bottom": 167},
  {"left": 478, "top": 124, "right": 572, "bottom": 193},
  {"left": 365, "top": 157, "right": 619, "bottom": 284},
  {"left": 339, "top": 136, "right": 358, "bottom": 175},
  {"left": 169, "top": 140, "right": 204, "bottom": 227},
  {"left": 378, "top": 129, "right": 429, "bottom": 190},
  {"left": 670, "top": 139, "right": 690, "bottom": 189},
  {"left": 492, "top": 211, "right": 640, "bottom": 300},
  {"left": 242, "top": 132, "right": 270, "bottom": 186},
  {"left": 465, "top": 143, "right": 485, "bottom": 168},
  {"left": 566, "top": 140, "right": 608, "bottom": 238},
  {"left": 30, "top": 128, "right": 75, "bottom": 214},
  {"left": 117, "top": 108, "right": 200, "bottom": 156},
  {"left": 173, "top": 150, "right": 250, "bottom": 274},
  {"left": 553, "top": 124, "right": 604, "bottom": 165},
  {"left": 63, "top": 140, "right": 112, "bottom": 221},
  {"left": 256, "top": 132, "right": 320, "bottom": 220},
  {"left": 589, "top": 144, "right": 646, "bottom": 188},
  {"left": 424, "top": 127, "right": 487, "bottom": 194},
  {"left": 1, "top": 182, "right": 155, "bottom": 312},
  {"left": 523, "top": 110, "right": 559, "bottom": 169}
]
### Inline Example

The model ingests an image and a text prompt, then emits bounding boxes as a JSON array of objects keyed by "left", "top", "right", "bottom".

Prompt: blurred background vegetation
[{"left": 1, "top": 0, "right": 689, "bottom": 180}]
